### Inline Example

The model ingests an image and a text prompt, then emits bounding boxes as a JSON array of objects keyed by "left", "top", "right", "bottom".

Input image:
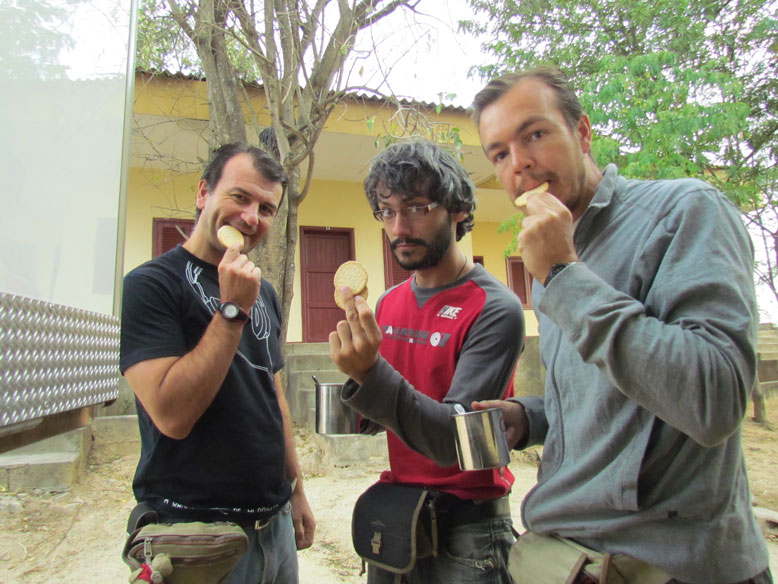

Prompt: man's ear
[
  {"left": 577, "top": 114, "right": 593, "bottom": 155},
  {"left": 195, "top": 179, "right": 210, "bottom": 212}
]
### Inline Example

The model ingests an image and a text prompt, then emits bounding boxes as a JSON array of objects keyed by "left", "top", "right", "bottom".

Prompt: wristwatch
[
  {"left": 544, "top": 263, "right": 574, "bottom": 288},
  {"left": 218, "top": 301, "right": 249, "bottom": 323}
]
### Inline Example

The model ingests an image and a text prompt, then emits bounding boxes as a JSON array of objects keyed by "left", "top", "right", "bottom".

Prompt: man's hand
[
  {"left": 328, "top": 286, "right": 382, "bottom": 383},
  {"left": 517, "top": 189, "right": 579, "bottom": 284},
  {"left": 218, "top": 247, "right": 261, "bottom": 312},
  {"left": 290, "top": 487, "right": 316, "bottom": 550},
  {"left": 472, "top": 399, "right": 528, "bottom": 449}
]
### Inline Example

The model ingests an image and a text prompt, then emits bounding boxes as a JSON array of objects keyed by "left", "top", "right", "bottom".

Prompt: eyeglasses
[{"left": 373, "top": 202, "right": 440, "bottom": 222}]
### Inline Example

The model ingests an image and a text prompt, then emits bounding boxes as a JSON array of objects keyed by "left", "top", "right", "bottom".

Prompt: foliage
[
  {"left": 1, "top": 0, "right": 80, "bottom": 80},
  {"left": 462, "top": 0, "right": 778, "bottom": 306}
]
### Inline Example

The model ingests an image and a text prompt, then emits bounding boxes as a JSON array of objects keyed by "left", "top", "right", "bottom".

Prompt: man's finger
[{"left": 355, "top": 296, "right": 382, "bottom": 343}]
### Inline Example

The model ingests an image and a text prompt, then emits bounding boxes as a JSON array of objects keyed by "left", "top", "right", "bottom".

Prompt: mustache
[{"left": 390, "top": 237, "right": 428, "bottom": 250}]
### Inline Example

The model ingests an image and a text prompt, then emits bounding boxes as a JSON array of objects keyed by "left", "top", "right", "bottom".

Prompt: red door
[
  {"left": 506, "top": 256, "right": 533, "bottom": 309},
  {"left": 300, "top": 227, "right": 355, "bottom": 342}
]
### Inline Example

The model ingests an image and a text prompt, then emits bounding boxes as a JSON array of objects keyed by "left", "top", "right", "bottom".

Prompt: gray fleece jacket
[{"left": 516, "top": 164, "right": 769, "bottom": 583}]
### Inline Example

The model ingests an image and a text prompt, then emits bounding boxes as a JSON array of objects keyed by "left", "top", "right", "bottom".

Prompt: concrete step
[
  {"left": 309, "top": 432, "right": 388, "bottom": 471},
  {"left": 285, "top": 342, "right": 330, "bottom": 356},
  {"left": 286, "top": 352, "right": 339, "bottom": 372},
  {"left": 0, "top": 426, "right": 90, "bottom": 492},
  {"left": 758, "top": 359, "right": 778, "bottom": 383}
]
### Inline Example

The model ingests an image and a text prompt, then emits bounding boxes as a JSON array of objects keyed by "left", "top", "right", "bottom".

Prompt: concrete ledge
[
  {"left": 92, "top": 415, "right": 140, "bottom": 459},
  {"left": 0, "top": 426, "right": 91, "bottom": 492},
  {"left": 309, "top": 433, "right": 388, "bottom": 473}
]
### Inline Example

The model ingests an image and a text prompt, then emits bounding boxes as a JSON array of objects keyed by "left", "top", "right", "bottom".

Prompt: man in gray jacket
[{"left": 472, "top": 66, "right": 772, "bottom": 584}]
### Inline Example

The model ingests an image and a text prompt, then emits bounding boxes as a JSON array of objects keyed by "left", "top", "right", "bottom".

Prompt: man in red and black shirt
[{"left": 329, "top": 139, "right": 525, "bottom": 584}]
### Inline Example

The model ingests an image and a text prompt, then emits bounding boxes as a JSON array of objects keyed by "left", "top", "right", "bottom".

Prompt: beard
[{"left": 390, "top": 216, "right": 453, "bottom": 271}]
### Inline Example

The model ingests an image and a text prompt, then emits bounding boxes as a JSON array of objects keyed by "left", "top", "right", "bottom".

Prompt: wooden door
[
  {"left": 153, "top": 218, "right": 194, "bottom": 257},
  {"left": 506, "top": 256, "right": 533, "bottom": 309},
  {"left": 300, "top": 227, "right": 354, "bottom": 342}
]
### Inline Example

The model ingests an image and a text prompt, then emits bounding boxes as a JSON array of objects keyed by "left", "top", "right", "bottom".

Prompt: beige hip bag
[{"left": 509, "top": 531, "right": 672, "bottom": 584}]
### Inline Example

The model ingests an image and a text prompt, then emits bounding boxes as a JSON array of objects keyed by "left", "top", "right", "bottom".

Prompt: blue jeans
[
  {"left": 367, "top": 516, "right": 515, "bottom": 584},
  {"left": 226, "top": 502, "right": 299, "bottom": 584}
]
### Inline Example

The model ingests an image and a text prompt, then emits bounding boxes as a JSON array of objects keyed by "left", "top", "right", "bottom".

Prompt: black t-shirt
[{"left": 120, "top": 245, "right": 288, "bottom": 520}]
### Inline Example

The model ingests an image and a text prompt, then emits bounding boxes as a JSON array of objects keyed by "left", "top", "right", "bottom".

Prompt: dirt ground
[{"left": 1, "top": 403, "right": 776, "bottom": 584}]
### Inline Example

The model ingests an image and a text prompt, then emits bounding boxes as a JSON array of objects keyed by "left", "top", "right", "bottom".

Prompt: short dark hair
[
  {"left": 196, "top": 142, "right": 287, "bottom": 220},
  {"left": 363, "top": 139, "right": 476, "bottom": 241},
  {"left": 201, "top": 141, "right": 287, "bottom": 194},
  {"left": 472, "top": 66, "right": 584, "bottom": 131}
]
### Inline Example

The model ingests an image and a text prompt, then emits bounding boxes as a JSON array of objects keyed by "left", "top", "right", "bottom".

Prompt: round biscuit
[
  {"left": 333, "top": 261, "right": 368, "bottom": 293},
  {"left": 334, "top": 285, "right": 368, "bottom": 310},
  {"left": 217, "top": 225, "right": 244, "bottom": 249}
]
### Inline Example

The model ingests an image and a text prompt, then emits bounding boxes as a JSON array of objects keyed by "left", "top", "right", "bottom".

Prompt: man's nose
[
  {"left": 510, "top": 143, "right": 532, "bottom": 173},
  {"left": 242, "top": 203, "right": 260, "bottom": 227},
  {"left": 388, "top": 212, "right": 412, "bottom": 236}
]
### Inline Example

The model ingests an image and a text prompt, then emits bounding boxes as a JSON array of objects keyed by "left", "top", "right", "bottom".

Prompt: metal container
[
  {"left": 452, "top": 407, "right": 511, "bottom": 471},
  {"left": 314, "top": 376, "right": 359, "bottom": 435}
]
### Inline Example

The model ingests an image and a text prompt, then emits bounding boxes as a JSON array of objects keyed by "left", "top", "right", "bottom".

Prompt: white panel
[{"left": 0, "top": 0, "right": 135, "bottom": 314}]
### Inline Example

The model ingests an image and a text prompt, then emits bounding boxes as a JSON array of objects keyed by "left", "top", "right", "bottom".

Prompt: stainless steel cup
[
  {"left": 314, "top": 377, "right": 359, "bottom": 435},
  {"left": 452, "top": 407, "right": 511, "bottom": 471}
]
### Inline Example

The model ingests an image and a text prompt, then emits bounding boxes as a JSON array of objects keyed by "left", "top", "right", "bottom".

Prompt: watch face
[{"left": 223, "top": 303, "right": 239, "bottom": 319}]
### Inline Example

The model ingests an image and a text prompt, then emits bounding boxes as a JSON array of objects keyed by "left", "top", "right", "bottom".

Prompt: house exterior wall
[{"left": 126, "top": 73, "right": 540, "bottom": 343}]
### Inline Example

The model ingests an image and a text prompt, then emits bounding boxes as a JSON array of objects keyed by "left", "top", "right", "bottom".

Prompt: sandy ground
[{"left": 0, "top": 403, "right": 776, "bottom": 584}]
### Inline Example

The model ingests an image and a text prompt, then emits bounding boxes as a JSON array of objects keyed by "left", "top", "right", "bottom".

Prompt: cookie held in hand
[
  {"left": 217, "top": 225, "right": 244, "bottom": 250},
  {"left": 333, "top": 261, "right": 368, "bottom": 309},
  {"left": 514, "top": 182, "right": 549, "bottom": 210}
]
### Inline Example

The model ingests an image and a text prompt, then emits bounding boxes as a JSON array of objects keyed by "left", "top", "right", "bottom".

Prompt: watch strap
[{"left": 544, "top": 263, "right": 573, "bottom": 288}]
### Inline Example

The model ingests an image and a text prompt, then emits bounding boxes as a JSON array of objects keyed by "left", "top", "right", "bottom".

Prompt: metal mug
[
  {"left": 313, "top": 376, "right": 359, "bottom": 435},
  {"left": 451, "top": 407, "right": 511, "bottom": 471}
]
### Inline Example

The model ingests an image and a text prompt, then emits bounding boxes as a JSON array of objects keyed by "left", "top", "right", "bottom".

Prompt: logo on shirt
[
  {"left": 383, "top": 325, "right": 451, "bottom": 348},
  {"left": 437, "top": 305, "right": 462, "bottom": 320}
]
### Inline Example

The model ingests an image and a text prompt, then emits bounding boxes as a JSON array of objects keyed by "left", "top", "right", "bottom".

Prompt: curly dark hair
[{"left": 363, "top": 139, "right": 476, "bottom": 241}]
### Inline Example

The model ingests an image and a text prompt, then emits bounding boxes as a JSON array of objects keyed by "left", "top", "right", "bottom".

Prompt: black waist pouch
[{"left": 352, "top": 481, "right": 438, "bottom": 575}]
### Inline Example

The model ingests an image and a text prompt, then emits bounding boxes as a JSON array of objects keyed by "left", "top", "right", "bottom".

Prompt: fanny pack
[
  {"left": 122, "top": 503, "right": 249, "bottom": 584},
  {"left": 351, "top": 482, "right": 439, "bottom": 579},
  {"left": 509, "top": 531, "right": 672, "bottom": 584}
]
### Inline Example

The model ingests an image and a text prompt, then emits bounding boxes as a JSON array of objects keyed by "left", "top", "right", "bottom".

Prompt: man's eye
[{"left": 259, "top": 205, "right": 275, "bottom": 217}]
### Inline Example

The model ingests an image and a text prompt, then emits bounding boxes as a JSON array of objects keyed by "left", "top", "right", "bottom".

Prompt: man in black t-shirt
[{"left": 120, "top": 142, "right": 315, "bottom": 584}]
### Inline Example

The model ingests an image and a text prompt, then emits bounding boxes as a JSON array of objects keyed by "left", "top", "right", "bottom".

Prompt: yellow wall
[
  {"left": 124, "top": 167, "right": 538, "bottom": 339},
  {"left": 124, "top": 166, "right": 199, "bottom": 273},
  {"left": 470, "top": 220, "right": 539, "bottom": 336},
  {"left": 127, "top": 73, "right": 537, "bottom": 340}
]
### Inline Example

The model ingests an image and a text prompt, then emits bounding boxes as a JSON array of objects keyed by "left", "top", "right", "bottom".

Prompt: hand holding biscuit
[
  {"left": 217, "top": 230, "right": 261, "bottom": 315},
  {"left": 329, "top": 261, "right": 381, "bottom": 383},
  {"left": 516, "top": 186, "right": 578, "bottom": 284}
]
